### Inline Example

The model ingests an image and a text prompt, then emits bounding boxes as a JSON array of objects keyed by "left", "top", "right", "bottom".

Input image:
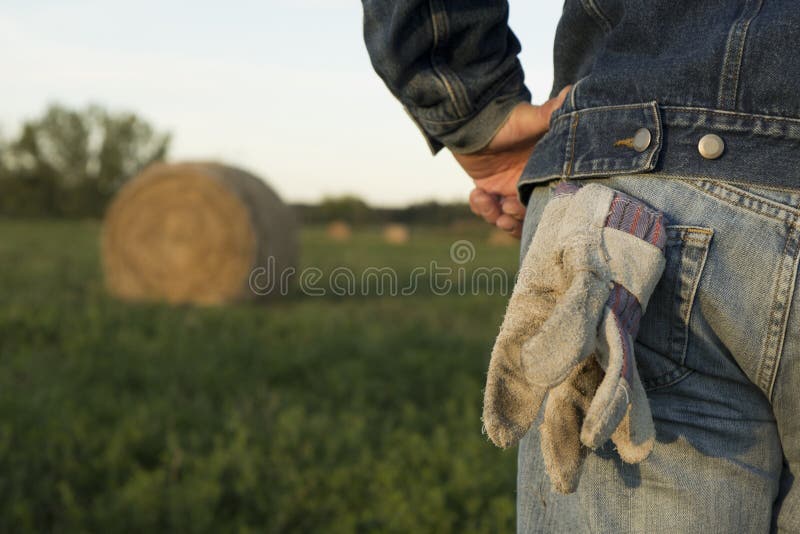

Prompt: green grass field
[{"left": 0, "top": 220, "right": 522, "bottom": 533}]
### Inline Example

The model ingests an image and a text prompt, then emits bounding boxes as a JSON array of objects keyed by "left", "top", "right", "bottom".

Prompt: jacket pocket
[{"left": 635, "top": 225, "right": 714, "bottom": 390}]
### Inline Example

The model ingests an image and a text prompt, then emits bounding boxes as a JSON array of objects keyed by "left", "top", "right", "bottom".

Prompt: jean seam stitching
[
  {"left": 717, "top": 0, "right": 764, "bottom": 110},
  {"left": 662, "top": 105, "right": 800, "bottom": 126},
  {"left": 684, "top": 180, "right": 800, "bottom": 222},
  {"left": 427, "top": 0, "right": 469, "bottom": 118},
  {"left": 757, "top": 223, "right": 800, "bottom": 398},
  {"left": 550, "top": 103, "right": 800, "bottom": 127},
  {"left": 579, "top": 0, "right": 613, "bottom": 33},
  {"left": 644, "top": 103, "right": 663, "bottom": 169},
  {"left": 643, "top": 368, "right": 693, "bottom": 391},
  {"left": 551, "top": 101, "right": 661, "bottom": 126},
  {"left": 678, "top": 229, "right": 712, "bottom": 371},
  {"left": 640, "top": 227, "right": 711, "bottom": 391},
  {"left": 769, "top": 237, "right": 800, "bottom": 399},
  {"left": 564, "top": 115, "right": 580, "bottom": 176}
]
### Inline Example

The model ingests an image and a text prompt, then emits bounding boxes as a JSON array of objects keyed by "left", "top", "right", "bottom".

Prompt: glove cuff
[{"left": 604, "top": 189, "right": 668, "bottom": 251}]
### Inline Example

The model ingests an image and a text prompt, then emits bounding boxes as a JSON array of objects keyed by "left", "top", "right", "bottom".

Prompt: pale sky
[{"left": 0, "top": 1, "right": 563, "bottom": 206}]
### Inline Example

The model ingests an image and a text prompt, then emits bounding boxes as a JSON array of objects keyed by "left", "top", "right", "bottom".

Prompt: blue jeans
[{"left": 517, "top": 175, "right": 800, "bottom": 533}]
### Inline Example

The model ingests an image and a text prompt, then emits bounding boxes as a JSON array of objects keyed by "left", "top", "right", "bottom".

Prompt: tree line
[
  {"left": 0, "top": 104, "right": 472, "bottom": 224},
  {"left": 0, "top": 104, "right": 170, "bottom": 217}
]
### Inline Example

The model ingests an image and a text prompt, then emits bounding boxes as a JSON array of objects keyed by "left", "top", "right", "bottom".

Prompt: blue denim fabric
[
  {"left": 520, "top": 1, "right": 800, "bottom": 192},
  {"left": 361, "top": 0, "right": 529, "bottom": 154},
  {"left": 518, "top": 98, "right": 800, "bottom": 201},
  {"left": 518, "top": 175, "right": 800, "bottom": 533},
  {"left": 363, "top": 0, "right": 800, "bottom": 183}
]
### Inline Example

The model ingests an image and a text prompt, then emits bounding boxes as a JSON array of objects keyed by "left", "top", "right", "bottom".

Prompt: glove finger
[
  {"left": 541, "top": 390, "right": 586, "bottom": 494},
  {"left": 483, "top": 352, "right": 547, "bottom": 448},
  {"left": 610, "top": 361, "right": 655, "bottom": 463},
  {"left": 521, "top": 269, "right": 609, "bottom": 388},
  {"left": 581, "top": 309, "right": 631, "bottom": 449},
  {"left": 482, "top": 189, "right": 579, "bottom": 448},
  {"left": 483, "top": 192, "right": 578, "bottom": 447},
  {"left": 482, "top": 292, "right": 551, "bottom": 448},
  {"left": 540, "top": 358, "right": 603, "bottom": 494}
]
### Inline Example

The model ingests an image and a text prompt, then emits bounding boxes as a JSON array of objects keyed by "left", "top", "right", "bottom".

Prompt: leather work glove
[
  {"left": 481, "top": 186, "right": 576, "bottom": 449},
  {"left": 482, "top": 181, "right": 668, "bottom": 493},
  {"left": 539, "top": 356, "right": 604, "bottom": 493}
]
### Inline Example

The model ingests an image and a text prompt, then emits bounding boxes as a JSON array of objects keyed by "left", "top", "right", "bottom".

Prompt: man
[{"left": 362, "top": 1, "right": 800, "bottom": 532}]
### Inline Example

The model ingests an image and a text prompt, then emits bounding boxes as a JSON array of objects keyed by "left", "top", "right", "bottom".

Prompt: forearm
[{"left": 362, "top": 0, "right": 531, "bottom": 154}]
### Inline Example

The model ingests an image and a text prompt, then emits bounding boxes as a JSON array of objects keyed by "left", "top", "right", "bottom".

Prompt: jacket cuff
[{"left": 411, "top": 74, "right": 532, "bottom": 155}]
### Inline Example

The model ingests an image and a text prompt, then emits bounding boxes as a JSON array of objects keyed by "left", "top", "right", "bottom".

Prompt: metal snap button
[
  {"left": 633, "top": 128, "right": 651, "bottom": 152},
  {"left": 698, "top": 134, "right": 725, "bottom": 160}
]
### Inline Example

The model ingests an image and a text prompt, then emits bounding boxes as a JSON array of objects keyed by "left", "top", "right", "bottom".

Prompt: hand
[{"left": 457, "top": 86, "right": 570, "bottom": 238}]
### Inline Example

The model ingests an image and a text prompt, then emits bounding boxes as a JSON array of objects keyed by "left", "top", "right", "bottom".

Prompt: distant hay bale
[
  {"left": 488, "top": 229, "right": 517, "bottom": 247},
  {"left": 102, "top": 161, "right": 298, "bottom": 305},
  {"left": 326, "top": 220, "right": 352, "bottom": 241},
  {"left": 383, "top": 223, "right": 410, "bottom": 245}
]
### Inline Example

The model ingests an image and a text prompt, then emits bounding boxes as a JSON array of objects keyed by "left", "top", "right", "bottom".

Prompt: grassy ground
[{"left": 0, "top": 220, "right": 521, "bottom": 533}]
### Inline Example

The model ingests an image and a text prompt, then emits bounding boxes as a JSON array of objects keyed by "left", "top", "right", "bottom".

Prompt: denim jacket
[{"left": 363, "top": 0, "right": 800, "bottom": 200}]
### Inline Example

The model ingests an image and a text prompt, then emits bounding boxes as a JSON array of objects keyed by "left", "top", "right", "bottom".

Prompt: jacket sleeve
[{"left": 362, "top": 0, "right": 531, "bottom": 154}]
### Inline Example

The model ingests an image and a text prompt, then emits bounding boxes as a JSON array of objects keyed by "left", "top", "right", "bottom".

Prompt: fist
[{"left": 457, "top": 86, "right": 570, "bottom": 239}]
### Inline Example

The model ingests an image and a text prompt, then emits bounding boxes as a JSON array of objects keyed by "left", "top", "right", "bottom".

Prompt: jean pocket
[{"left": 635, "top": 225, "right": 714, "bottom": 390}]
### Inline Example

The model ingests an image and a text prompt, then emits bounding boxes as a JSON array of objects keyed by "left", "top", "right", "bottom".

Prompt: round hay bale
[
  {"left": 102, "top": 161, "right": 298, "bottom": 305},
  {"left": 487, "top": 229, "right": 517, "bottom": 247},
  {"left": 326, "top": 220, "right": 352, "bottom": 242},
  {"left": 383, "top": 223, "right": 410, "bottom": 245}
]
